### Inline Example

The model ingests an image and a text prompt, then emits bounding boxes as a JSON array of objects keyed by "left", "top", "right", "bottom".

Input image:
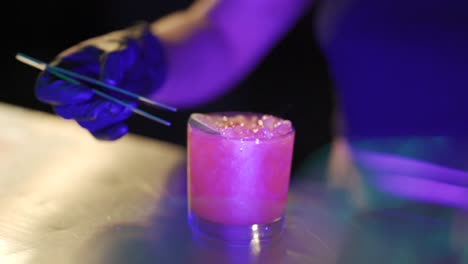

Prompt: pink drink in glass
[{"left": 187, "top": 112, "right": 295, "bottom": 241}]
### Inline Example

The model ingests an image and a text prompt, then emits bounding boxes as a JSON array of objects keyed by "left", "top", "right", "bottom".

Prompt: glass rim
[{"left": 188, "top": 111, "right": 295, "bottom": 141}]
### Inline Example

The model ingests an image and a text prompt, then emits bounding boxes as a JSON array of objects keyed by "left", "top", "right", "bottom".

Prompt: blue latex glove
[{"left": 35, "top": 24, "right": 166, "bottom": 140}]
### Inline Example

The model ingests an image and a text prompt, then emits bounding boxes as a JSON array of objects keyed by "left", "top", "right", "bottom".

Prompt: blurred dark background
[{"left": 3, "top": 0, "right": 335, "bottom": 173}]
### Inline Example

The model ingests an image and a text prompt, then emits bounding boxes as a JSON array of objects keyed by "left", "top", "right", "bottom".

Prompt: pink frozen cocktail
[{"left": 187, "top": 112, "right": 295, "bottom": 240}]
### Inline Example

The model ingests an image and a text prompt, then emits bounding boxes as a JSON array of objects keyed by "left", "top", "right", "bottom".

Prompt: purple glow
[
  {"left": 353, "top": 150, "right": 468, "bottom": 209},
  {"left": 354, "top": 150, "right": 468, "bottom": 186},
  {"left": 376, "top": 174, "right": 468, "bottom": 210}
]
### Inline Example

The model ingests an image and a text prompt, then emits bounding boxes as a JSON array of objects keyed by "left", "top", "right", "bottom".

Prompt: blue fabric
[{"left": 315, "top": 0, "right": 468, "bottom": 139}]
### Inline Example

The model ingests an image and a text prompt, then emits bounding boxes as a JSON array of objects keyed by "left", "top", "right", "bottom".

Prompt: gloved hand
[{"left": 35, "top": 23, "right": 167, "bottom": 140}]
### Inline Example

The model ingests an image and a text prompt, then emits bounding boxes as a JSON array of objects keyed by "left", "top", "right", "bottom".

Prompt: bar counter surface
[{"left": 0, "top": 102, "right": 466, "bottom": 264}]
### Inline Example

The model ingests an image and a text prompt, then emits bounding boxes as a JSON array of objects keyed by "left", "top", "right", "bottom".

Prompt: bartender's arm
[
  {"left": 149, "top": 0, "right": 312, "bottom": 107},
  {"left": 34, "top": 0, "right": 312, "bottom": 140}
]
